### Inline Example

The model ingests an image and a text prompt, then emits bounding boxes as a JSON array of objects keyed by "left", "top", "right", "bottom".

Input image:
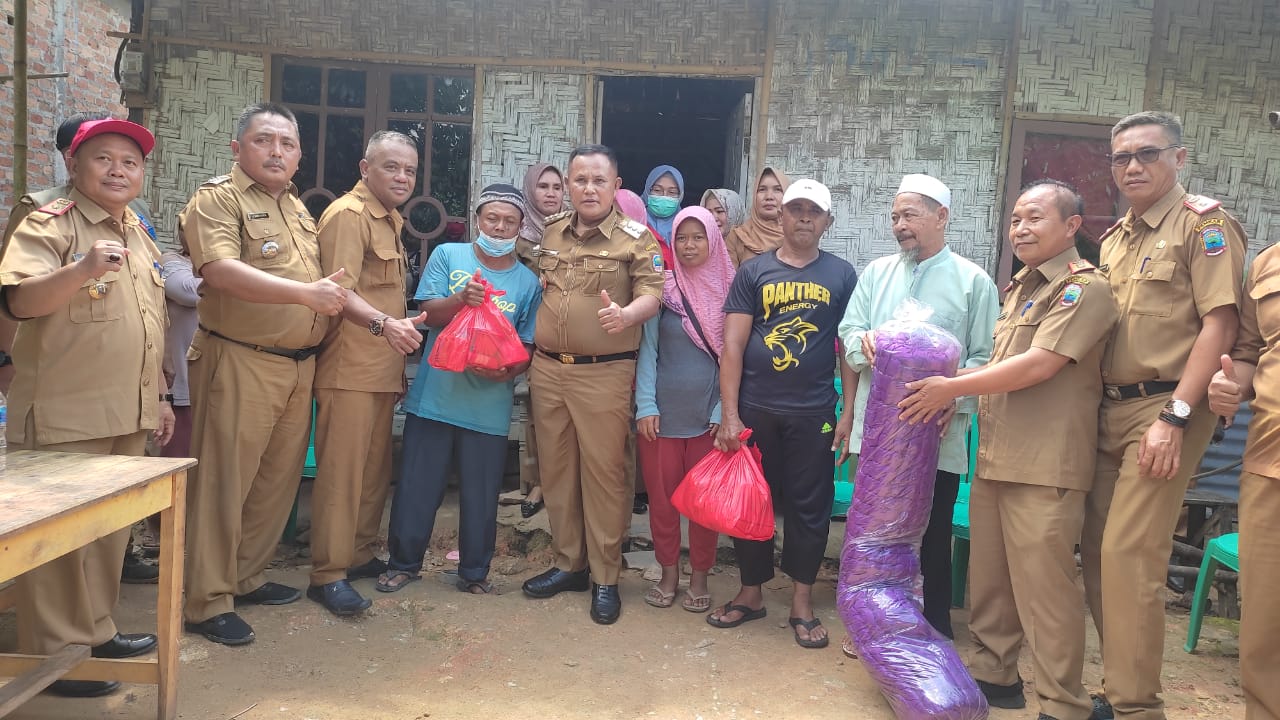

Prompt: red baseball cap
[{"left": 68, "top": 118, "right": 156, "bottom": 158}]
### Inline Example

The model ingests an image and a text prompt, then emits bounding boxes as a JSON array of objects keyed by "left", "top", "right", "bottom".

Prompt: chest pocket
[
  {"left": 1006, "top": 301, "right": 1048, "bottom": 354},
  {"left": 69, "top": 274, "right": 123, "bottom": 323},
  {"left": 581, "top": 256, "right": 622, "bottom": 297},
  {"left": 243, "top": 217, "right": 290, "bottom": 268},
  {"left": 1251, "top": 275, "right": 1280, "bottom": 343},
  {"left": 1129, "top": 259, "right": 1177, "bottom": 317},
  {"left": 368, "top": 236, "right": 404, "bottom": 288}
]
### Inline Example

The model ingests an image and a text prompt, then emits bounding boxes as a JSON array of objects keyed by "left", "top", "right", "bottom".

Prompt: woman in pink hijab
[{"left": 634, "top": 206, "right": 736, "bottom": 612}]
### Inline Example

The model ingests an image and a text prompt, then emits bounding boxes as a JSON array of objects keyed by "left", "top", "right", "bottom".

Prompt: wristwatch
[
  {"left": 160, "top": 393, "right": 174, "bottom": 403},
  {"left": 368, "top": 315, "right": 390, "bottom": 337},
  {"left": 1167, "top": 398, "right": 1193, "bottom": 420}
]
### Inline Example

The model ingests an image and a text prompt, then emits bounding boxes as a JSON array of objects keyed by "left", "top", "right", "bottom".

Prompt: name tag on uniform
[{"left": 247, "top": 212, "right": 270, "bottom": 220}]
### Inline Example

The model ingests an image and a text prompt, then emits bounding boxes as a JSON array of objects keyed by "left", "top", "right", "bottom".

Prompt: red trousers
[{"left": 637, "top": 432, "right": 719, "bottom": 571}]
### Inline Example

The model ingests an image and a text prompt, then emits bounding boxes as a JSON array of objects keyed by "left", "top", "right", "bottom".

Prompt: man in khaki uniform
[
  {"left": 309, "top": 130, "right": 427, "bottom": 615},
  {"left": 521, "top": 144, "right": 664, "bottom": 624},
  {"left": 0, "top": 119, "right": 174, "bottom": 698},
  {"left": 902, "top": 181, "right": 1119, "bottom": 720},
  {"left": 1081, "top": 111, "right": 1245, "bottom": 720},
  {"left": 180, "top": 103, "right": 347, "bottom": 646},
  {"left": 1208, "top": 244, "right": 1280, "bottom": 720}
]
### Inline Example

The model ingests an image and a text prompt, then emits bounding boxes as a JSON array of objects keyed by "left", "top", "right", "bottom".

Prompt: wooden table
[{"left": 0, "top": 450, "right": 194, "bottom": 719}]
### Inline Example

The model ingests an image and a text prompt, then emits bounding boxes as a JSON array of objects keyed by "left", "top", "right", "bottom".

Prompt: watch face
[{"left": 1171, "top": 399, "right": 1192, "bottom": 418}]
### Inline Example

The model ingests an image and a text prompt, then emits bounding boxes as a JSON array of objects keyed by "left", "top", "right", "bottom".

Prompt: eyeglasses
[{"left": 1107, "top": 145, "right": 1181, "bottom": 167}]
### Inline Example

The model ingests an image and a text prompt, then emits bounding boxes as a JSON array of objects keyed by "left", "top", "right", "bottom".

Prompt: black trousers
[
  {"left": 922, "top": 469, "right": 961, "bottom": 639},
  {"left": 387, "top": 414, "right": 508, "bottom": 582},
  {"left": 733, "top": 407, "right": 835, "bottom": 587}
]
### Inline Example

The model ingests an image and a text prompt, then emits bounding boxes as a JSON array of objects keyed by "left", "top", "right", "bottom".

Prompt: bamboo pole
[{"left": 13, "top": 0, "right": 29, "bottom": 198}]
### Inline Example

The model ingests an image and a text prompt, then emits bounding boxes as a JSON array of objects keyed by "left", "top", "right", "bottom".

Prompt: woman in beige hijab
[{"left": 724, "top": 167, "right": 791, "bottom": 267}]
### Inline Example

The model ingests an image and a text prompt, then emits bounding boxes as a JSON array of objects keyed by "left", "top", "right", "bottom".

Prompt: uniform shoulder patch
[
  {"left": 1098, "top": 218, "right": 1123, "bottom": 243},
  {"left": 36, "top": 197, "right": 75, "bottom": 216},
  {"left": 1059, "top": 282, "right": 1084, "bottom": 307},
  {"left": 1183, "top": 194, "right": 1223, "bottom": 215},
  {"left": 544, "top": 210, "right": 572, "bottom": 226},
  {"left": 620, "top": 219, "right": 647, "bottom": 239},
  {"left": 1195, "top": 216, "right": 1228, "bottom": 256},
  {"left": 1064, "top": 274, "right": 1092, "bottom": 285},
  {"left": 1066, "top": 259, "right": 1096, "bottom": 274},
  {"left": 203, "top": 174, "right": 232, "bottom": 186}
]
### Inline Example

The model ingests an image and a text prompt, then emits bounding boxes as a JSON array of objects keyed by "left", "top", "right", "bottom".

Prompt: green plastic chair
[
  {"left": 950, "top": 415, "right": 979, "bottom": 608},
  {"left": 1184, "top": 532, "right": 1240, "bottom": 653},
  {"left": 282, "top": 400, "right": 319, "bottom": 544},
  {"left": 832, "top": 376, "right": 856, "bottom": 517}
]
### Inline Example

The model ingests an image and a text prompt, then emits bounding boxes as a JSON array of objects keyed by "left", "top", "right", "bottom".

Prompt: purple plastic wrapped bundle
[{"left": 837, "top": 304, "right": 988, "bottom": 720}]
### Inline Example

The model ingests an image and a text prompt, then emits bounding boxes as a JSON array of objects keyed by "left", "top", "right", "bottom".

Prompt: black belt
[
  {"left": 204, "top": 328, "right": 321, "bottom": 362},
  {"left": 1104, "top": 380, "right": 1179, "bottom": 401},
  {"left": 539, "top": 349, "right": 638, "bottom": 365}
]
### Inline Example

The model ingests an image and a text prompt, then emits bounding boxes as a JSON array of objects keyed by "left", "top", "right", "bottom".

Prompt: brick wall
[{"left": 0, "top": 0, "right": 131, "bottom": 218}]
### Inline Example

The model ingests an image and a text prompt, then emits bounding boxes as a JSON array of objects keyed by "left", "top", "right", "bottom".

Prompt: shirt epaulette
[
  {"left": 35, "top": 198, "right": 75, "bottom": 216},
  {"left": 1098, "top": 218, "right": 1123, "bottom": 243},
  {"left": 1002, "top": 281, "right": 1014, "bottom": 293},
  {"left": 1066, "top": 259, "right": 1097, "bottom": 274},
  {"left": 1183, "top": 194, "right": 1223, "bottom": 215},
  {"left": 544, "top": 210, "right": 572, "bottom": 226},
  {"left": 203, "top": 174, "right": 232, "bottom": 187},
  {"left": 620, "top": 219, "right": 647, "bottom": 239}
]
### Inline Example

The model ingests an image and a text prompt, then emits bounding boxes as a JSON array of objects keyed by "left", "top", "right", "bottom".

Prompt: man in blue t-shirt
[{"left": 710, "top": 179, "right": 857, "bottom": 649}]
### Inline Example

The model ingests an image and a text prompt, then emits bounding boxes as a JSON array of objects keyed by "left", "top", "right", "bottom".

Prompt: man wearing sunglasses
[{"left": 1081, "top": 111, "right": 1245, "bottom": 720}]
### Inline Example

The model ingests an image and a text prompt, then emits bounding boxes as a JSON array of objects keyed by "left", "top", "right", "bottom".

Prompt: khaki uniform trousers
[
  {"left": 183, "top": 337, "right": 314, "bottom": 622},
  {"left": 968, "top": 477, "right": 1092, "bottom": 720},
  {"left": 13, "top": 417, "right": 147, "bottom": 654},
  {"left": 530, "top": 353, "right": 635, "bottom": 585},
  {"left": 310, "top": 388, "right": 395, "bottom": 586},
  {"left": 1081, "top": 395, "right": 1216, "bottom": 719},
  {"left": 1240, "top": 470, "right": 1280, "bottom": 720}
]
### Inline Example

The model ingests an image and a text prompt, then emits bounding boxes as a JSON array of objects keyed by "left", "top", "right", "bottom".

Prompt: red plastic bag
[
  {"left": 428, "top": 276, "right": 529, "bottom": 373},
  {"left": 671, "top": 429, "right": 774, "bottom": 541}
]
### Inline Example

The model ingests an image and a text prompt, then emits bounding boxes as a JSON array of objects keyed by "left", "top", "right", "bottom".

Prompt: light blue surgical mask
[
  {"left": 475, "top": 232, "right": 517, "bottom": 257},
  {"left": 646, "top": 195, "right": 679, "bottom": 219}
]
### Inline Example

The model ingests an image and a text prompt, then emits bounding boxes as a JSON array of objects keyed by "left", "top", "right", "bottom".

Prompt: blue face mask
[
  {"left": 475, "top": 232, "right": 517, "bottom": 257},
  {"left": 646, "top": 195, "right": 679, "bottom": 219}
]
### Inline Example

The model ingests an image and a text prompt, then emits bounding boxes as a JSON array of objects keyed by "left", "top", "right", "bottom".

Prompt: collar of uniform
[
  {"left": 351, "top": 180, "right": 390, "bottom": 219},
  {"left": 1031, "top": 245, "right": 1081, "bottom": 285},
  {"left": 1137, "top": 182, "right": 1187, "bottom": 230},
  {"left": 65, "top": 187, "right": 138, "bottom": 228},
  {"left": 230, "top": 162, "right": 299, "bottom": 198},
  {"left": 568, "top": 207, "right": 623, "bottom": 240}
]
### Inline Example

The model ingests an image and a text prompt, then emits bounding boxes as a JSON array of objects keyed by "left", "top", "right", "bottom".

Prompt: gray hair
[
  {"left": 364, "top": 130, "right": 418, "bottom": 159},
  {"left": 1112, "top": 111, "right": 1183, "bottom": 145},
  {"left": 1022, "top": 178, "right": 1085, "bottom": 219},
  {"left": 235, "top": 102, "right": 299, "bottom": 142}
]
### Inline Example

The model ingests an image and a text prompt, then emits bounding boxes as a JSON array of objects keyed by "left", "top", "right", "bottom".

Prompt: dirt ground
[{"left": 1, "top": 492, "right": 1248, "bottom": 720}]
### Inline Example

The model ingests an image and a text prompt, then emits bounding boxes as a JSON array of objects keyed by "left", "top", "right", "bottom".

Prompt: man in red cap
[{"left": 0, "top": 118, "right": 175, "bottom": 698}]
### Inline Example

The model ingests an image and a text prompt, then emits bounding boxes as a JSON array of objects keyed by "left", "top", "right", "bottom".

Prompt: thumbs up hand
[
  {"left": 1208, "top": 354, "right": 1243, "bottom": 426},
  {"left": 598, "top": 289, "right": 626, "bottom": 334}
]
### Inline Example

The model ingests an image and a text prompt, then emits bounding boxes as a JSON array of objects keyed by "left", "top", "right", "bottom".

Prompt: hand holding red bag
[
  {"left": 427, "top": 273, "right": 529, "bottom": 373},
  {"left": 671, "top": 429, "right": 774, "bottom": 541}
]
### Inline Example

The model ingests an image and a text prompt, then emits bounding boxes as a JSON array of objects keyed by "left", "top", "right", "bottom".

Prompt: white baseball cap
[
  {"left": 782, "top": 178, "right": 832, "bottom": 212},
  {"left": 896, "top": 174, "right": 951, "bottom": 209}
]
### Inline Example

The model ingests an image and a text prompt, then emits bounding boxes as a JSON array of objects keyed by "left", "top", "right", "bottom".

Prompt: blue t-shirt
[{"left": 403, "top": 243, "right": 541, "bottom": 436}]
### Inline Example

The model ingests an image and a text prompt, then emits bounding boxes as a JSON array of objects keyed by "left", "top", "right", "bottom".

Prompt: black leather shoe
[
  {"left": 185, "top": 611, "right": 255, "bottom": 646},
  {"left": 976, "top": 678, "right": 1026, "bottom": 709},
  {"left": 589, "top": 583, "right": 621, "bottom": 624},
  {"left": 46, "top": 680, "right": 120, "bottom": 697},
  {"left": 235, "top": 581, "right": 301, "bottom": 606},
  {"left": 521, "top": 568, "right": 590, "bottom": 599},
  {"left": 307, "top": 579, "right": 372, "bottom": 616},
  {"left": 1091, "top": 694, "right": 1114, "bottom": 720},
  {"left": 346, "top": 557, "right": 388, "bottom": 581},
  {"left": 121, "top": 553, "right": 159, "bottom": 584},
  {"left": 91, "top": 632, "right": 157, "bottom": 659}
]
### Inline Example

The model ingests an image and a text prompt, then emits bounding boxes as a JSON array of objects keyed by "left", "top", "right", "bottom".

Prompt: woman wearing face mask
[
  {"left": 642, "top": 164, "right": 685, "bottom": 245},
  {"left": 380, "top": 184, "right": 542, "bottom": 595},
  {"left": 724, "top": 167, "right": 791, "bottom": 267},
  {"left": 516, "top": 162, "right": 566, "bottom": 272},
  {"left": 635, "top": 206, "right": 734, "bottom": 612},
  {"left": 700, "top": 188, "right": 747, "bottom": 237}
]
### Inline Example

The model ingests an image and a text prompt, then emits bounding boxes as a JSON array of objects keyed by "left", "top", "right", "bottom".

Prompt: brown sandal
[{"left": 375, "top": 570, "right": 420, "bottom": 593}]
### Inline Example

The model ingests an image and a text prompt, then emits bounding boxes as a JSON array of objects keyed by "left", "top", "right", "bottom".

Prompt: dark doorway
[{"left": 600, "top": 76, "right": 755, "bottom": 213}]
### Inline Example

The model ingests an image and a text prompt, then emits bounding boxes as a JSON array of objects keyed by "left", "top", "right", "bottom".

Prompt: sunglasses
[{"left": 1107, "top": 144, "right": 1181, "bottom": 167}]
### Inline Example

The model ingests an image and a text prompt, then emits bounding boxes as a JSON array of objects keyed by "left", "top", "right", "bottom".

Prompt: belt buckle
[
  {"left": 559, "top": 353, "right": 575, "bottom": 365},
  {"left": 1104, "top": 386, "right": 1121, "bottom": 401}
]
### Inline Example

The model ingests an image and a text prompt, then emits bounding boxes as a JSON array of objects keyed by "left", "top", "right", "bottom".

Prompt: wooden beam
[
  {"left": 1144, "top": 0, "right": 1170, "bottom": 110},
  {"left": 0, "top": 644, "right": 90, "bottom": 716},
  {"left": 992, "top": 0, "right": 1023, "bottom": 273},
  {"left": 752, "top": 0, "right": 777, "bottom": 173},
  {"left": 1014, "top": 111, "right": 1120, "bottom": 126},
  {"left": 0, "top": 655, "right": 158, "bottom": 685},
  {"left": 151, "top": 35, "right": 764, "bottom": 79},
  {"left": 156, "top": 470, "right": 187, "bottom": 720}
]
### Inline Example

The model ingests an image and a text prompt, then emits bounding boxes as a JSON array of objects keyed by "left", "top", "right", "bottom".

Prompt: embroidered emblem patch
[
  {"left": 1197, "top": 217, "right": 1227, "bottom": 256},
  {"left": 1060, "top": 283, "right": 1083, "bottom": 307},
  {"left": 652, "top": 254, "right": 664, "bottom": 271}
]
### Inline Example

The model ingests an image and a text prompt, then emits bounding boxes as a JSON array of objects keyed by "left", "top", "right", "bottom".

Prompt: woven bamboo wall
[
  {"left": 1015, "top": 0, "right": 1151, "bottom": 116},
  {"left": 473, "top": 70, "right": 586, "bottom": 210},
  {"left": 765, "top": 0, "right": 1012, "bottom": 273},
  {"left": 146, "top": 0, "right": 767, "bottom": 69},
  {"left": 144, "top": 48, "right": 264, "bottom": 248}
]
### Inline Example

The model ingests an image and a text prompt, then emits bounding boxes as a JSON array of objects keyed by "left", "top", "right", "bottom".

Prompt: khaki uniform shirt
[
  {"left": 178, "top": 163, "right": 324, "bottom": 349},
  {"left": 1231, "top": 243, "right": 1280, "bottom": 477},
  {"left": 977, "top": 248, "right": 1119, "bottom": 490},
  {"left": 534, "top": 208, "right": 665, "bottom": 356},
  {"left": 0, "top": 190, "right": 166, "bottom": 445},
  {"left": 4, "top": 186, "right": 153, "bottom": 245},
  {"left": 1099, "top": 183, "right": 1245, "bottom": 385},
  {"left": 314, "top": 181, "right": 408, "bottom": 393}
]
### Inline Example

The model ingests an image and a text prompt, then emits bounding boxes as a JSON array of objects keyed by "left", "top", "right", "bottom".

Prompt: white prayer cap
[
  {"left": 782, "top": 178, "right": 832, "bottom": 212},
  {"left": 896, "top": 174, "right": 951, "bottom": 209}
]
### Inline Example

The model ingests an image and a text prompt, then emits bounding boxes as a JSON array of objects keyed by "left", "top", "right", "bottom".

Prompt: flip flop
[
  {"left": 681, "top": 591, "right": 712, "bottom": 613},
  {"left": 375, "top": 570, "right": 421, "bottom": 593},
  {"left": 456, "top": 578, "right": 495, "bottom": 594},
  {"left": 789, "top": 617, "right": 830, "bottom": 649},
  {"left": 706, "top": 602, "right": 767, "bottom": 628},
  {"left": 841, "top": 637, "right": 858, "bottom": 659},
  {"left": 644, "top": 585, "right": 675, "bottom": 608}
]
